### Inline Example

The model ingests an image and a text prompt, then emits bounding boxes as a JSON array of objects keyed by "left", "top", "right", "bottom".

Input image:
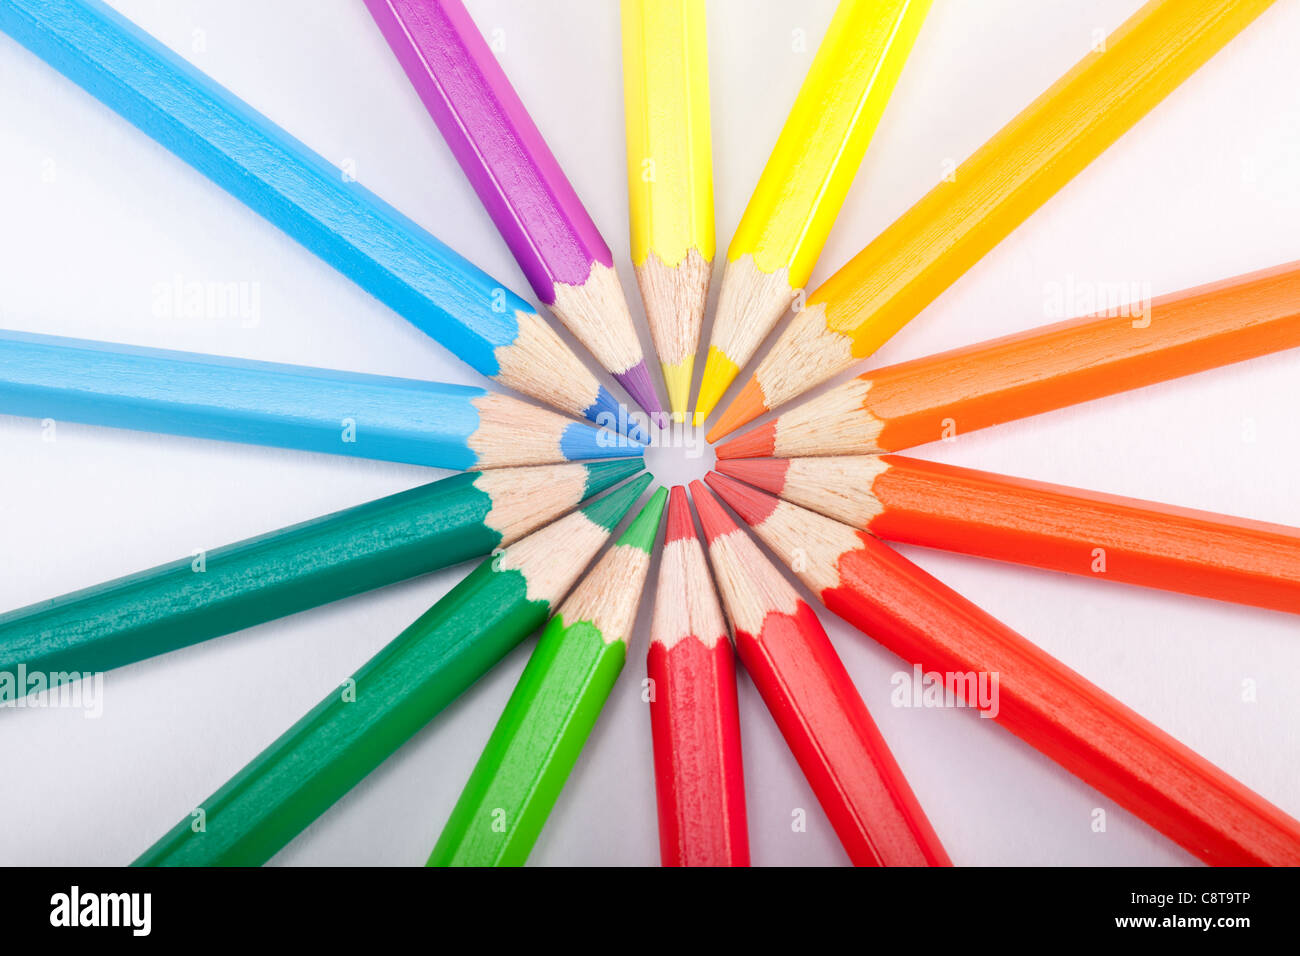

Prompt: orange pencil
[
  {"left": 705, "top": 472, "right": 1300, "bottom": 866},
  {"left": 708, "top": 0, "right": 1278, "bottom": 439},
  {"left": 716, "top": 262, "right": 1300, "bottom": 457},
  {"left": 717, "top": 454, "right": 1300, "bottom": 614}
]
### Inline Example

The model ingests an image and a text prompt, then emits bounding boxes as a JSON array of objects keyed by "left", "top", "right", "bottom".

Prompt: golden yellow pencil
[
  {"left": 621, "top": 0, "right": 715, "bottom": 422},
  {"left": 693, "top": 0, "right": 931, "bottom": 427},
  {"left": 709, "top": 0, "right": 1277, "bottom": 441}
]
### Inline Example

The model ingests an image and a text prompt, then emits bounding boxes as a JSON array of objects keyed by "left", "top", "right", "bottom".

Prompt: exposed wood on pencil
[
  {"left": 715, "top": 261, "right": 1300, "bottom": 455},
  {"left": 706, "top": 472, "right": 1300, "bottom": 866},
  {"left": 711, "top": 0, "right": 1279, "bottom": 438},
  {"left": 647, "top": 486, "right": 749, "bottom": 866}
]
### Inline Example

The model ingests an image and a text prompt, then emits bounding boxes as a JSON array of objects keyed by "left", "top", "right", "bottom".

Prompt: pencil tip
[
  {"left": 560, "top": 422, "right": 644, "bottom": 462},
  {"left": 714, "top": 457, "right": 789, "bottom": 493},
  {"left": 705, "top": 472, "right": 778, "bottom": 526},
  {"left": 694, "top": 346, "right": 739, "bottom": 428},
  {"left": 617, "top": 485, "right": 668, "bottom": 552},
  {"left": 689, "top": 479, "right": 737, "bottom": 544},
  {"left": 580, "top": 458, "right": 646, "bottom": 498},
  {"left": 659, "top": 357, "right": 694, "bottom": 423},
  {"left": 714, "top": 421, "right": 776, "bottom": 460},
  {"left": 664, "top": 486, "right": 696, "bottom": 543},
  {"left": 614, "top": 361, "right": 665, "bottom": 419},
  {"left": 586, "top": 385, "right": 650, "bottom": 444},
  {"left": 707, "top": 376, "right": 767, "bottom": 442},
  {"left": 581, "top": 473, "right": 653, "bottom": 532}
]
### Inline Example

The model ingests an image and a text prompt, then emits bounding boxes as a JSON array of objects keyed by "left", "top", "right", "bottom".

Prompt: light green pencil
[{"left": 429, "top": 486, "right": 668, "bottom": 866}]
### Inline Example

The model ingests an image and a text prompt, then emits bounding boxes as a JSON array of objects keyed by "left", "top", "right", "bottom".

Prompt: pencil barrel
[
  {"left": 647, "top": 637, "right": 749, "bottom": 866},
  {"left": 135, "top": 560, "right": 547, "bottom": 866},
  {"left": 429, "top": 618, "right": 625, "bottom": 866},
  {"left": 822, "top": 536, "right": 1300, "bottom": 866},
  {"left": 0, "top": 473, "right": 502, "bottom": 679}
]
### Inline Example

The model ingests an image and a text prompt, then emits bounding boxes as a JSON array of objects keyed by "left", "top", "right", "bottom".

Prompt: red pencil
[
  {"left": 647, "top": 486, "right": 749, "bottom": 866},
  {"left": 691, "top": 480, "right": 950, "bottom": 866},
  {"left": 705, "top": 471, "right": 1300, "bottom": 866}
]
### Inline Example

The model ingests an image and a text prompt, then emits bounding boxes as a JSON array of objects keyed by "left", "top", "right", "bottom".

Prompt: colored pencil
[
  {"left": 135, "top": 474, "right": 652, "bottom": 867},
  {"left": 693, "top": 482, "right": 949, "bottom": 866},
  {"left": 715, "top": 261, "right": 1300, "bottom": 456},
  {"left": 430, "top": 488, "right": 667, "bottom": 866},
  {"left": 365, "top": 0, "right": 661, "bottom": 418},
  {"left": 620, "top": 0, "right": 714, "bottom": 422},
  {"left": 0, "top": 329, "right": 639, "bottom": 469},
  {"left": 647, "top": 486, "right": 749, "bottom": 866},
  {"left": 718, "top": 454, "right": 1300, "bottom": 614},
  {"left": 0, "top": 0, "right": 630, "bottom": 433},
  {"left": 706, "top": 473, "right": 1300, "bottom": 866},
  {"left": 710, "top": 0, "right": 1278, "bottom": 438},
  {"left": 694, "top": 0, "right": 930, "bottom": 426},
  {"left": 0, "top": 461, "right": 643, "bottom": 685}
]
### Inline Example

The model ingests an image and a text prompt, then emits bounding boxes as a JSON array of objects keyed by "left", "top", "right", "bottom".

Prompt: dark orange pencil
[
  {"left": 714, "top": 261, "right": 1300, "bottom": 455},
  {"left": 691, "top": 480, "right": 950, "bottom": 866},
  {"left": 706, "top": 472, "right": 1300, "bottom": 866},
  {"left": 716, "top": 454, "right": 1300, "bottom": 614}
]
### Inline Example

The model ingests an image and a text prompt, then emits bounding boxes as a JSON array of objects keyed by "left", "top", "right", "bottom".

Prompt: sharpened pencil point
[
  {"left": 560, "top": 423, "right": 646, "bottom": 462},
  {"left": 689, "top": 480, "right": 739, "bottom": 545},
  {"left": 714, "top": 457, "right": 790, "bottom": 493},
  {"left": 582, "top": 473, "right": 654, "bottom": 532},
  {"left": 707, "top": 375, "right": 767, "bottom": 442},
  {"left": 705, "top": 472, "right": 780, "bottom": 527},
  {"left": 660, "top": 357, "right": 694, "bottom": 424},
  {"left": 617, "top": 486, "right": 668, "bottom": 553},
  {"left": 693, "top": 346, "right": 739, "bottom": 427},
  {"left": 664, "top": 486, "right": 696, "bottom": 543},
  {"left": 580, "top": 459, "right": 646, "bottom": 498},
  {"left": 587, "top": 385, "right": 650, "bottom": 444},
  {"left": 714, "top": 421, "right": 776, "bottom": 460},
  {"left": 614, "top": 360, "right": 665, "bottom": 419}
]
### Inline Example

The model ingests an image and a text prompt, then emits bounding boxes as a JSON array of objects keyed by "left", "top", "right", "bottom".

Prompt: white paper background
[{"left": 1, "top": 0, "right": 1297, "bottom": 866}]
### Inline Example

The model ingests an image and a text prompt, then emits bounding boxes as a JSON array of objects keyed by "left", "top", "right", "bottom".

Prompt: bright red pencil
[
  {"left": 647, "top": 487, "right": 749, "bottom": 866},
  {"left": 706, "top": 472, "right": 1300, "bottom": 866},
  {"left": 691, "top": 481, "right": 950, "bottom": 866}
]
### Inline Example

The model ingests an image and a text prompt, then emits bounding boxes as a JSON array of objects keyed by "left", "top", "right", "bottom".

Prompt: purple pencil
[{"left": 366, "top": 0, "right": 663, "bottom": 420}]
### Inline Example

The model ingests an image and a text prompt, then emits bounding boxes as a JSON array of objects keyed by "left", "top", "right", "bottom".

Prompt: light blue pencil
[
  {"left": 0, "top": 0, "right": 642, "bottom": 438},
  {"left": 0, "top": 330, "right": 640, "bottom": 468}
]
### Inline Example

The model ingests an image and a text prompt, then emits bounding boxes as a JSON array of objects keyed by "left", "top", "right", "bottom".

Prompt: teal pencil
[
  {"left": 0, "top": 461, "right": 643, "bottom": 684},
  {"left": 135, "top": 474, "right": 653, "bottom": 866}
]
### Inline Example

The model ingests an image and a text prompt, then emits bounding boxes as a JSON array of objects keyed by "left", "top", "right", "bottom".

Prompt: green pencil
[
  {"left": 0, "top": 460, "right": 644, "bottom": 685},
  {"left": 429, "top": 486, "right": 668, "bottom": 866},
  {"left": 134, "top": 473, "right": 652, "bottom": 867}
]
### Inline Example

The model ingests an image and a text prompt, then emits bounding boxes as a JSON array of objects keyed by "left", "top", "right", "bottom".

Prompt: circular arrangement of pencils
[{"left": 1, "top": 0, "right": 1298, "bottom": 866}]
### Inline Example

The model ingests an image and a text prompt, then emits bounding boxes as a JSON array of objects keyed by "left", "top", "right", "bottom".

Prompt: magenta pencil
[{"left": 366, "top": 0, "right": 661, "bottom": 418}]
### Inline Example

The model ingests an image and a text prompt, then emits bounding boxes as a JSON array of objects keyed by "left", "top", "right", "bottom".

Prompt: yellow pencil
[
  {"left": 621, "top": 0, "right": 715, "bottom": 423},
  {"left": 709, "top": 0, "right": 1277, "bottom": 440},
  {"left": 693, "top": 0, "right": 931, "bottom": 427}
]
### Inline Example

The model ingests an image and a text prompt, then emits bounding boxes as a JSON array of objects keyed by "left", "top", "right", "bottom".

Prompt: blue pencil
[
  {"left": 0, "top": 0, "right": 640, "bottom": 438},
  {"left": 0, "top": 330, "right": 640, "bottom": 469}
]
